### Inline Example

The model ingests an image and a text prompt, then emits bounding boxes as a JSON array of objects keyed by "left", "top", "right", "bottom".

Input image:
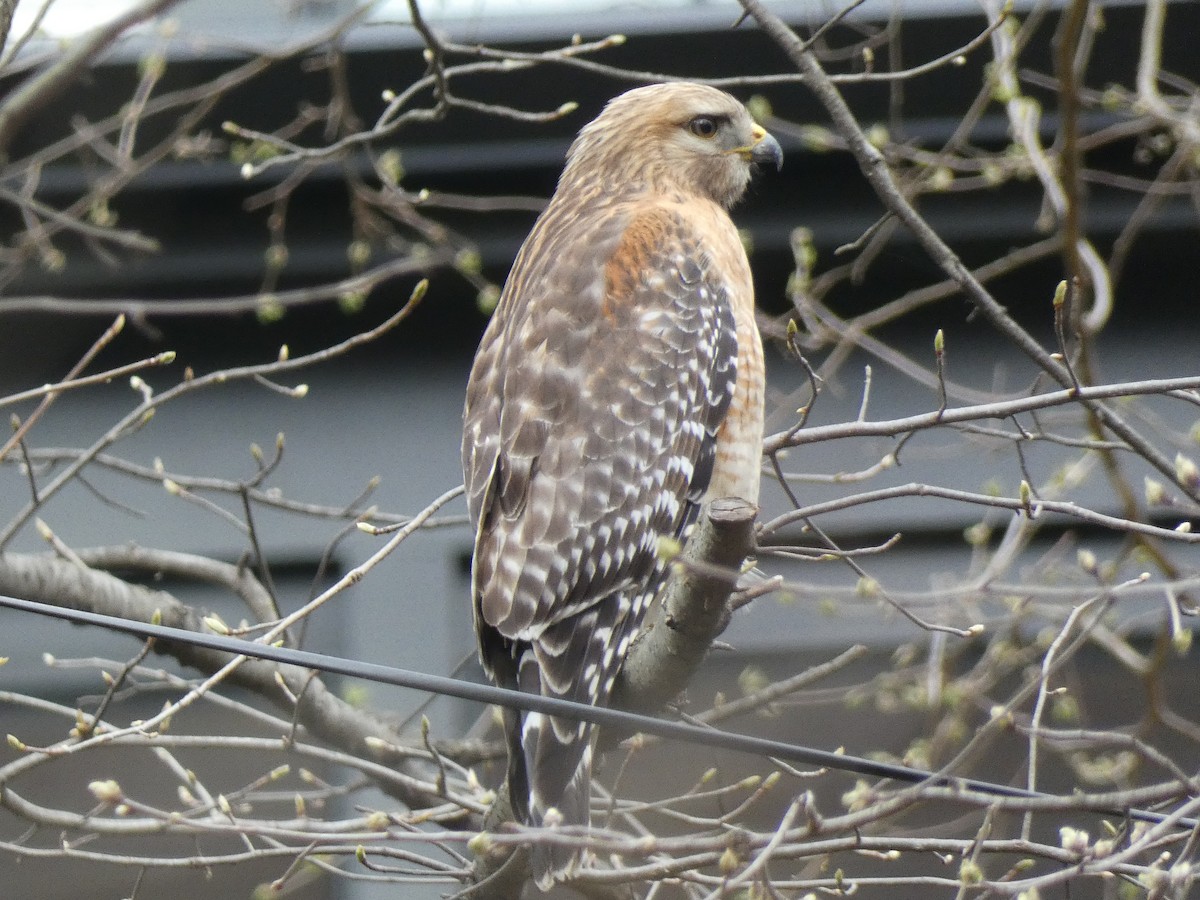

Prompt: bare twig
[{"left": 0, "top": 0, "right": 185, "bottom": 156}]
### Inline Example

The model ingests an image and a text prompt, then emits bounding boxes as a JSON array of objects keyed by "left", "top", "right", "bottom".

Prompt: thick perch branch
[
  {"left": 0, "top": 496, "right": 758, "bottom": 899},
  {"left": 0, "top": 552, "right": 443, "bottom": 810},
  {"left": 613, "top": 497, "right": 757, "bottom": 715},
  {"left": 467, "top": 498, "right": 757, "bottom": 897}
]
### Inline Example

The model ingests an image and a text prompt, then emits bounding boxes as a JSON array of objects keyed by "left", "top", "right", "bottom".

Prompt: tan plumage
[{"left": 462, "top": 83, "right": 779, "bottom": 889}]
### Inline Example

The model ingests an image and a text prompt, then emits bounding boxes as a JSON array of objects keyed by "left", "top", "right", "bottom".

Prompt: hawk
[{"left": 462, "top": 82, "right": 780, "bottom": 888}]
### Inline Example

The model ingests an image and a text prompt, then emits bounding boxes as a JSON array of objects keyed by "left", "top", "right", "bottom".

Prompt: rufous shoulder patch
[{"left": 603, "top": 207, "right": 677, "bottom": 318}]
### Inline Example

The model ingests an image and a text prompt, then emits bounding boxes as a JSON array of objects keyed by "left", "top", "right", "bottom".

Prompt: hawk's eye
[{"left": 688, "top": 116, "right": 719, "bottom": 139}]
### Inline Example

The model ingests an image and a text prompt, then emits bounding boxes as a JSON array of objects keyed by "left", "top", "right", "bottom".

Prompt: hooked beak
[{"left": 745, "top": 123, "right": 783, "bottom": 172}]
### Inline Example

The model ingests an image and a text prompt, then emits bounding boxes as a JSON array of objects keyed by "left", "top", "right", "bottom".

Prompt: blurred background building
[{"left": 1, "top": 1, "right": 1197, "bottom": 897}]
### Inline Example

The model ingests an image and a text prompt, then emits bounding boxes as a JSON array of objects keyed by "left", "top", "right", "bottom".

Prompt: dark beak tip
[{"left": 753, "top": 133, "right": 784, "bottom": 172}]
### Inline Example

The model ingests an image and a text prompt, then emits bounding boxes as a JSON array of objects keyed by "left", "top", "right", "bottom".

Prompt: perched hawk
[{"left": 462, "top": 82, "right": 780, "bottom": 888}]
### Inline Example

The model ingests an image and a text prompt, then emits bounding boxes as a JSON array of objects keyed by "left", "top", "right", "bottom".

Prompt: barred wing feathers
[{"left": 461, "top": 202, "right": 740, "bottom": 885}]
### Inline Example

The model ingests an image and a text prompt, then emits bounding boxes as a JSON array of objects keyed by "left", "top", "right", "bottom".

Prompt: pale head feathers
[{"left": 559, "top": 83, "right": 781, "bottom": 210}]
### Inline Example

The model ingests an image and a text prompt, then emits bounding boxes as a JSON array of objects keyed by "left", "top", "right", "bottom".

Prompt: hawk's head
[{"left": 563, "top": 83, "right": 782, "bottom": 209}]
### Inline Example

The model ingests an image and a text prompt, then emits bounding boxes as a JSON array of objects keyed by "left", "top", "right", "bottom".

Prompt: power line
[{"left": 0, "top": 591, "right": 1192, "bottom": 831}]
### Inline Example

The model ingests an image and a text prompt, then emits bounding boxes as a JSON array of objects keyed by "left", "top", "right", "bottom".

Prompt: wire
[{"left": 0, "top": 591, "right": 1193, "bottom": 831}]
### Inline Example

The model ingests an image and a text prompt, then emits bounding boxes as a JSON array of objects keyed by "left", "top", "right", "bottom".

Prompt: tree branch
[
  {"left": 466, "top": 499, "right": 757, "bottom": 896},
  {"left": 0, "top": 551, "right": 448, "bottom": 811},
  {"left": 0, "top": 0, "right": 185, "bottom": 156},
  {"left": 0, "top": 0, "right": 15, "bottom": 59},
  {"left": 613, "top": 498, "right": 757, "bottom": 717},
  {"left": 737, "top": 0, "right": 1197, "bottom": 505}
]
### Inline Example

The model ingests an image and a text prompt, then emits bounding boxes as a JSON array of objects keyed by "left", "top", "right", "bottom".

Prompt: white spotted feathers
[{"left": 461, "top": 82, "right": 774, "bottom": 889}]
